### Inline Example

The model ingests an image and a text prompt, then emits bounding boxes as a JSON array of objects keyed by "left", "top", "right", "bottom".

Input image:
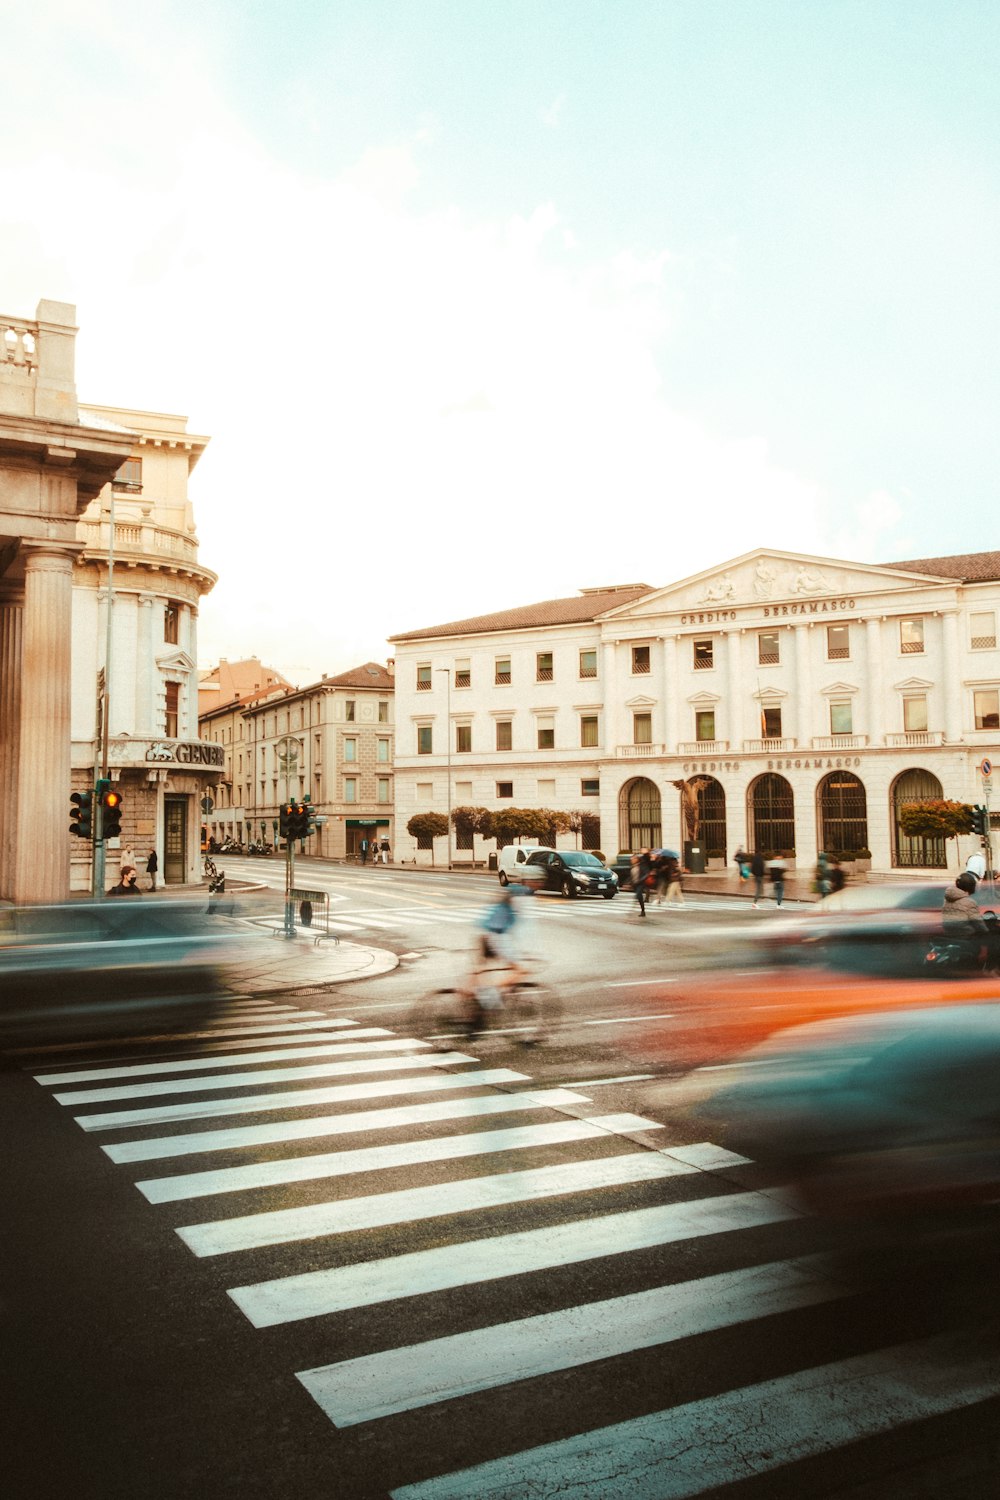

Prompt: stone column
[
  {"left": 866, "top": 618, "right": 883, "bottom": 744},
  {"left": 662, "top": 635, "right": 678, "bottom": 750},
  {"left": 601, "top": 640, "right": 620, "bottom": 753},
  {"left": 941, "top": 611, "right": 962, "bottom": 742},
  {"left": 14, "top": 546, "right": 77, "bottom": 903},
  {"left": 727, "top": 632, "right": 743, "bottom": 751},
  {"left": 0, "top": 602, "right": 24, "bottom": 900},
  {"left": 136, "top": 593, "right": 156, "bottom": 735},
  {"left": 184, "top": 604, "right": 200, "bottom": 739},
  {"left": 794, "top": 624, "right": 812, "bottom": 746}
]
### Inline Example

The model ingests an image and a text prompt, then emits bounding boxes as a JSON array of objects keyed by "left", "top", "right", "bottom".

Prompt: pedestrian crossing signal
[
  {"left": 69, "top": 790, "right": 94, "bottom": 839},
  {"left": 971, "top": 804, "right": 989, "bottom": 836},
  {"left": 102, "top": 787, "right": 123, "bottom": 839}
]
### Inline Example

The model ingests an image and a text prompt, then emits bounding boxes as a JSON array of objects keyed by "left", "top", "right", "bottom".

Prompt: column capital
[{"left": 20, "top": 541, "right": 81, "bottom": 573}]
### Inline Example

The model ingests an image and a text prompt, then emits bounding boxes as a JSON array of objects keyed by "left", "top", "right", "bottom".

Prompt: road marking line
[
  {"left": 179, "top": 1151, "right": 711, "bottom": 1258},
  {"left": 389, "top": 1329, "right": 1000, "bottom": 1500},
  {"left": 102, "top": 1089, "right": 594, "bottom": 1164},
  {"left": 579, "top": 1013, "right": 674, "bottom": 1026},
  {"left": 138, "top": 1115, "right": 664, "bottom": 1204},
  {"left": 560, "top": 1074, "right": 658, "bottom": 1087},
  {"left": 33, "top": 1030, "right": 398, "bottom": 1083},
  {"left": 300, "top": 1255, "right": 845, "bottom": 1426},
  {"left": 74, "top": 1066, "right": 530, "bottom": 1132},
  {"left": 55, "top": 1048, "right": 466, "bottom": 1105},
  {"left": 229, "top": 1188, "right": 801, "bottom": 1328}
]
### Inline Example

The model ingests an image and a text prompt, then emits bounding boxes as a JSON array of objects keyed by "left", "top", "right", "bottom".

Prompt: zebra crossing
[
  {"left": 23, "top": 994, "right": 1000, "bottom": 1498},
  {"left": 260, "top": 894, "right": 742, "bottom": 937}
]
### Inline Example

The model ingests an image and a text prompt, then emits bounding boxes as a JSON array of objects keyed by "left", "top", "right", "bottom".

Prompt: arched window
[
  {"left": 695, "top": 777, "right": 727, "bottom": 860},
  {"left": 619, "top": 777, "right": 662, "bottom": 852},
  {"left": 748, "top": 773, "right": 795, "bottom": 855},
  {"left": 818, "top": 771, "right": 868, "bottom": 855},
  {"left": 892, "top": 768, "right": 946, "bottom": 868}
]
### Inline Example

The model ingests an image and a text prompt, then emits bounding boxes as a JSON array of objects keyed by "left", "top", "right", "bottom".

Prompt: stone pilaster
[
  {"left": 941, "top": 611, "right": 962, "bottom": 742},
  {"left": 866, "top": 618, "right": 883, "bottom": 744},
  {"left": 794, "top": 624, "right": 812, "bottom": 745},
  {"left": 0, "top": 602, "right": 24, "bottom": 899},
  {"left": 726, "top": 632, "right": 743, "bottom": 749},
  {"left": 136, "top": 593, "right": 156, "bottom": 733},
  {"left": 14, "top": 546, "right": 77, "bottom": 903}
]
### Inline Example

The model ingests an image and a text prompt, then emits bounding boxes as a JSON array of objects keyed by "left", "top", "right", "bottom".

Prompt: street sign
[
  {"left": 201, "top": 796, "right": 214, "bottom": 813},
  {"left": 981, "top": 758, "right": 992, "bottom": 777}
]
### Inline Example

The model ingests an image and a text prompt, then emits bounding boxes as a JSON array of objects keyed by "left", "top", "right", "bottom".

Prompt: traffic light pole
[{"left": 284, "top": 834, "right": 295, "bottom": 937}]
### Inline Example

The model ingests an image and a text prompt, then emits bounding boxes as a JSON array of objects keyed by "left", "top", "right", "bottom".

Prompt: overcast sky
[{"left": 4, "top": 1, "right": 998, "bottom": 685}]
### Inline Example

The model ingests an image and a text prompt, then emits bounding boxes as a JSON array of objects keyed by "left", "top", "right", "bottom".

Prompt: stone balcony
[
  {"left": 80, "top": 516, "right": 216, "bottom": 586},
  {"left": 615, "top": 742, "right": 666, "bottom": 758},
  {"left": 677, "top": 741, "right": 730, "bottom": 755},
  {"left": 885, "top": 731, "right": 944, "bottom": 747},
  {"left": 810, "top": 735, "right": 869, "bottom": 750},
  {"left": 741, "top": 737, "right": 797, "bottom": 753}
]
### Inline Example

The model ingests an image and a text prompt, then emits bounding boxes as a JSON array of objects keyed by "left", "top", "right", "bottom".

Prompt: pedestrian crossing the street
[{"left": 22, "top": 996, "right": 1000, "bottom": 1498}]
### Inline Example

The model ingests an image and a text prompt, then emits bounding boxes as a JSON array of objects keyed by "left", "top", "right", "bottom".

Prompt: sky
[{"left": 3, "top": 0, "right": 998, "bottom": 686}]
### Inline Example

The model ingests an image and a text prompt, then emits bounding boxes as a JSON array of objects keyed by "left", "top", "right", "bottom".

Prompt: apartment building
[{"left": 389, "top": 550, "right": 1000, "bottom": 874}]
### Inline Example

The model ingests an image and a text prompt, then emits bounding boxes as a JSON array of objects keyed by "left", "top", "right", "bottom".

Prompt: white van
[{"left": 497, "top": 845, "right": 555, "bottom": 886}]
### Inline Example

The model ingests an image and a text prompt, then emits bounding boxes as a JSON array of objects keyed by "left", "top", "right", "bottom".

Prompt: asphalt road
[{"left": 2, "top": 862, "right": 998, "bottom": 1498}]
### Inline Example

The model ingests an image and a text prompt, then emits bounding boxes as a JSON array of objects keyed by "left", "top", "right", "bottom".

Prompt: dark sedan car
[{"left": 521, "top": 849, "right": 619, "bottom": 898}]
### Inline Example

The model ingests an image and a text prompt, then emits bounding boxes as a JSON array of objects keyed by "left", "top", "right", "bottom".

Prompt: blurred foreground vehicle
[
  {"left": 0, "top": 898, "right": 243, "bottom": 1043},
  {"left": 695, "top": 999, "right": 1000, "bottom": 1243},
  {"left": 756, "top": 881, "right": 997, "bottom": 978}
]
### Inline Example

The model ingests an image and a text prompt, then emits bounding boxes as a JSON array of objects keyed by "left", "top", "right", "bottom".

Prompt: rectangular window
[
  {"left": 695, "top": 709, "right": 715, "bottom": 741},
  {"left": 900, "top": 618, "right": 925, "bottom": 654},
  {"left": 417, "top": 725, "right": 433, "bottom": 755},
  {"left": 112, "top": 456, "right": 142, "bottom": 492},
  {"left": 377, "top": 777, "right": 390, "bottom": 803},
  {"left": 377, "top": 737, "right": 390, "bottom": 762},
  {"left": 164, "top": 681, "right": 179, "bottom": 739},
  {"left": 903, "top": 695, "right": 928, "bottom": 733},
  {"left": 455, "top": 724, "right": 472, "bottom": 753},
  {"left": 537, "top": 779, "right": 556, "bottom": 800},
  {"left": 579, "top": 649, "right": 597, "bottom": 679},
  {"left": 971, "top": 612, "right": 997, "bottom": 650},
  {"left": 164, "top": 603, "right": 179, "bottom": 645},
  {"left": 536, "top": 652, "right": 553, "bottom": 682},
  {"left": 827, "top": 624, "right": 850, "bottom": 660},
  {"left": 758, "top": 631, "right": 780, "bottom": 666},
  {"left": 537, "top": 718, "right": 555, "bottom": 749},
  {"left": 495, "top": 719, "right": 512, "bottom": 751},
  {"left": 974, "top": 689, "right": 1000, "bottom": 730},
  {"left": 345, "top": 700, "right": 356, "bottom": 721},
  {"left": 830, "top": 700, "right": 853, "bottom": 735},
  {"left": 495, "top": 656, "right": 511, "bottom": 685},
  {"left": 497, "top": 781, "right": 513, "bottom": 798},
  {"left": 344, "top": 778, "right": 357, "bottom": 803},
  {"left": 455, "top": 658, "right": 471, "bottom": 689},
  {"left": 581, "top": 778, "right": 599, "bottom": 797},
  {"left": 378, "top": 701, "right": 389, "bottom": 722},
  {"left": 694, "top": 639, "right": 714, "bottom": 670},
  {"left": 580, "top": 715, "right": 598, "bottom": 748},
  {"left": 762, "top": 705, "right": 782, "bottom": 739},
  {"left": 633, "top": 712, "right": 652, "bottom": 744},
  {"left": 343, "top": 737, "right": 357, "bottom": 762},
  {"left": 631, "top": 645, "right": 650, "bottom": 674},
  {"left": 417, "top": 664, "right": 432, "bottom": 691},
  {"left": 416, "top": 782, "right": 432, "bottom": 799}
]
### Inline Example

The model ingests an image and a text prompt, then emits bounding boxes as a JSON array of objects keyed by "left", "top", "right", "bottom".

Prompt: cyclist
[{"left": 460, "top": 884, "right": 531, "bottom": 1012}]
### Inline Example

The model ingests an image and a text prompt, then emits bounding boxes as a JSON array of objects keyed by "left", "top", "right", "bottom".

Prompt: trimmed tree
[
  {"left": 897, "top": 799, "right": 975, "bottom": 868},
  {"left": 491, "top": 807, "right": 551, "bottom": 848},
  {"left": 451, "top": 806, "right": 495, "bottom": 862},
  {"left": 407, "top": 811, "right": 449, "bottom": 865}
]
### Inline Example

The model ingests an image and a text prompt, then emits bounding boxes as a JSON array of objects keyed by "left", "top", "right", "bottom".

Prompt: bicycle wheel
[
  {"left": 408, "top": 989, "right": 479, "bottom": 1047},
  {"left": 506, "top": 981, "right": 561, "bottom": 1045}
]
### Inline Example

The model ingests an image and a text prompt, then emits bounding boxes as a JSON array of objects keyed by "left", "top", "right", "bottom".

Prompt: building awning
[{"left": 346, "top": 818, "right": 390, "bottom": 827}]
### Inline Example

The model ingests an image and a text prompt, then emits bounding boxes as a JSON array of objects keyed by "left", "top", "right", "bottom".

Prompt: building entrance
[{"left": 164, "top": 795, "right": 188, "bottom": 884}]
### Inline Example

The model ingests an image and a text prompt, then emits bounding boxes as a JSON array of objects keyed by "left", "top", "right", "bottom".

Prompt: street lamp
[{"left": 436, "top": 667, "right": 452, "bottom": 869}]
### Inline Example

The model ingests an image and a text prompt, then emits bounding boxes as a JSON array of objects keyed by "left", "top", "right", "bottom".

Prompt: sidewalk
[{"left": 215, "top": 915, "right": 399, "bottom": 996}]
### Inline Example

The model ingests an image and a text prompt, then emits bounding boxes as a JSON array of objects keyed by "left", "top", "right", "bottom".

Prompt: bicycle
[{"left": 411, "top": 960, "right": 561, "bottom": 1047}]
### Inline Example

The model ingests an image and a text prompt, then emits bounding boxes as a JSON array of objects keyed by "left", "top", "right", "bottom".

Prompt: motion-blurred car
[
  {"left": 695, "top": 1002, "right": 1000, "bottom": 1235},
  {"left": 0, "top": 898, "right": 240, "bottom": 1042},
  {"left": 756, "top": 880, "right": 996, "bottom": 977},
  {"left": 520, "top": 849, "right": 618, "bottom": 898}
]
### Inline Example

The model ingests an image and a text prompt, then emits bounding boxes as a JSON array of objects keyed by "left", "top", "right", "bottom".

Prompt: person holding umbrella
[{"left": 657, "top": 848, "right": 685, "bottom": 907}]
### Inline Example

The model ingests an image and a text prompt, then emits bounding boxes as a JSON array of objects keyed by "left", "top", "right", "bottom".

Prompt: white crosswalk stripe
[{"left": 23, "top": 997, "right": 998, "bottom": 1498}]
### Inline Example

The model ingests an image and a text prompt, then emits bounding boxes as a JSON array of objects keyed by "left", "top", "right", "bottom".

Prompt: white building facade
[{"left": 389, "top": 551, "right": 1000, "bottom": 876}]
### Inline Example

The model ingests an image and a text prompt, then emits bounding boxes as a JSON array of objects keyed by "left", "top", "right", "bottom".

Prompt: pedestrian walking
[
  {"left": 734, "top": 847, "right": 750, "bottom": 883},
  {"left": 146, "top": 848, "right": 158, "bottom": 891},
  {"left": 380, "top": 837, "right": 390, "bottom": 865},
  {"left": 750, "top": 850, "right": 765, "bottom": 907},
  {"left": 769, "top": 857, "right": 788, "bottom": 907},
  {"left": 120, "top": 843, "right": 134, "bottom": 877},
  {"left": 360, "top": 837, "right": 369, "bottom": 865},
  {"left": 825, "top": 856, "right": 847, "bottom": 909},
  {"left": 664, "top": 854, "right": 685, "bottom": 907},
  {"left": 814, "top": 852, "right": 832, "bottom": 901},
  {"left": 631, "top": 850, "right": 652, "bottom": 917}
]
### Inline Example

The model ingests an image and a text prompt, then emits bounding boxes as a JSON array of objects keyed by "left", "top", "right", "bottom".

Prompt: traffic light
[
  {"left": 69, "top": 789, "right": 94, "bottom": 839},
  {"left": 971, "top": 804, "right": 989, "bottom": 836},
  {"left": 291, "top": 800, "right": 309, "bottom": 839},
  {"left": 279, "top": 802, "right": 294, "bottom": 840},
  {"left": 101, "top": 786, "right": 123, "bottom": 840}
]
